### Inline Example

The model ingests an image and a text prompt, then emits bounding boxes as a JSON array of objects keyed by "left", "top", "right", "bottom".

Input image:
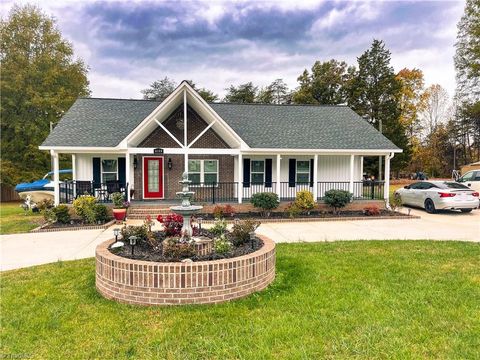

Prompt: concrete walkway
[{"left": 1, "top": 208, "right": 478, "bottom": 271}]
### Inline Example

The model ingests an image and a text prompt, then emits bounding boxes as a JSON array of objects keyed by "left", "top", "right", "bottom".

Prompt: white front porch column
[
  {"left": 384, "top": 153, "right": 392, "bottom": 206},
  {"left": 238, "top": 153, "right": 243, "bottom": 204},
  {"left": 71, "top": 154, "right": 77, "bottom": 198},
  {"left": 184, "top": 152, "right": 188, "bottom": 173},
  {"left": 313, "top": 154, "right": 318, "bottom": 200},
  {"left": 52, "top": 150, "right": 60, "bottom": 205},
  {"left": 276, "top": 154, "right": 281, "bottom": 200},
  {"left": 360, "top": 156, "right": 364, "bottom": 178},
  {"left": 125, "top": 152, "right": 131, "bottom": 201},
  {"left": 349, "top": 154, "right": 355, "bottom": 194}
]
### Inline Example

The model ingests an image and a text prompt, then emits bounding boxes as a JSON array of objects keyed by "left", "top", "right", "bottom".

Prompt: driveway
[
  {"left": 257, "top": 207, "right": 480, "bottom": 243},
  {"left": 0, "top": 228, "right": 114, "bottom": 271},
  {"left": 1, "top": 208, "right": 479, "bottom": 271}
]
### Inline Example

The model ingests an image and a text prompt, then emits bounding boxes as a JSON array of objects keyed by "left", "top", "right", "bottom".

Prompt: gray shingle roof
[
  {"left": 42, "top": 98, "right": 399, "bottom": 150},
  {"left": 210, "top": 103, "right": 399, "bottom": 150},
  {"left": 42, "top": 98, "right": 160, "bottom": 147}
]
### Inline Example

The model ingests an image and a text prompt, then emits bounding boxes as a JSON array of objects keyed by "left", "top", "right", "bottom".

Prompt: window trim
[
  {"left": 101, "top": 158, "right": 118, "bottom": 183},
  {"left": 295, "top": 160, "right": 310, "bottom": 184},
  {"left": 251, "top": 160, "right": 265, "bottom": 184},
  {"left": 188, "top": 159, "right": 219, "bottom": 185}
]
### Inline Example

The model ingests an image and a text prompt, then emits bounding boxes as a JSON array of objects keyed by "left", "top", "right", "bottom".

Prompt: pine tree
[{"left": 347, "top": 40, "right": 411, "bottom": 174}]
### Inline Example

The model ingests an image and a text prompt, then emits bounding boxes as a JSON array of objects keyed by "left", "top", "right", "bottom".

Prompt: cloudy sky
[{"left": 1, "top": 0, "right": 465, "bottom": 99}]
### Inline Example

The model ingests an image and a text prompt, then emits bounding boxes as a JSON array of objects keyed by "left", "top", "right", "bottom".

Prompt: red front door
[{"left": 143, "top": 157, "right": 164, "bottom": 199}]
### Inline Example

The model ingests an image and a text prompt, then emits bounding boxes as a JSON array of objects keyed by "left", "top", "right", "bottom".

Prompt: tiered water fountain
[{"left": 170, "top": 172, "right": 212, "bottom": 255}]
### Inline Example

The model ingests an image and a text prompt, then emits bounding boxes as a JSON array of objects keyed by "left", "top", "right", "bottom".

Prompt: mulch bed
[
  {"left": 110, "top": 230, "right": 263, "bottom": 263},
  {"left": 32, "top": 219, "right": 116, "bottom": 232},
  {"left": 197, "top": 210, "right": 413, "bottom": 222}
]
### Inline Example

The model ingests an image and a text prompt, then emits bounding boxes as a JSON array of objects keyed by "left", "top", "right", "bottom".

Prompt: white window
[
  {"left": 296, "top": 160, "right": 310, "bottom": 183},
  {"left": 188, "top": 159, "right": 218, "bottom": 184},
  {"left": 101, "top": 159, "right": 118, "bottom": 183},
  {"left": 251, "top": 160, "right": 265, "bottom": 184}
]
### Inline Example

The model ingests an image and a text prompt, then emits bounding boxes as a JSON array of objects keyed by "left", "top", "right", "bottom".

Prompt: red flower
[{"left": 157, "top": 214, "right": 163, "bottom": 223}]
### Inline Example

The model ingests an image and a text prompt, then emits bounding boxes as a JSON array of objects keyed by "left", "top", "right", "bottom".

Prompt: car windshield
[{"left": 436, "top": 182, "right": 470, "bottom": 190}]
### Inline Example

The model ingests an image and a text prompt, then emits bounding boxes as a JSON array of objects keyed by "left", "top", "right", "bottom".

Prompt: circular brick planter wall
[{"left": 95, "top": 235, "right": 276, "bottom": 306}]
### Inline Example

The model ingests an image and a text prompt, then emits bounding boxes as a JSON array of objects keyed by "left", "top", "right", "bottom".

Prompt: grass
[
  {"left": 0, "top": 202, "right": 43, "bottom": 234},
  {"left": 1, "top": 241, "right": 479, "bottom": 359}
]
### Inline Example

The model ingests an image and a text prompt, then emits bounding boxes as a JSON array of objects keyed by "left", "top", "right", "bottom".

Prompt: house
[{"left": 40, "top": 81, "right": 402, "bottom": 206}]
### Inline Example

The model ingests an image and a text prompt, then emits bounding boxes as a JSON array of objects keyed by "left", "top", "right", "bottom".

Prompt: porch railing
[
  {"left": 58, "top": 180, "right": 383, "bottom": 204},
  {"left": 181, "top": 181, "right": 385, "bottom": 204},
  {"left": 59, "top": 181, "right": 129, "bottom": 204}
]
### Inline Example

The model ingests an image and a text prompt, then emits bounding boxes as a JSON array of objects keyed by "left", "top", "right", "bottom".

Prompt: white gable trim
[{"left": 119, "top": 81, "right": 247, "bottom": 149}]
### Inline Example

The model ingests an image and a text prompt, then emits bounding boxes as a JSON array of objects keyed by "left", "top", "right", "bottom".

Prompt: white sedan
[{"left": 394, "top": 181, "right": 480, "bottom": 214}]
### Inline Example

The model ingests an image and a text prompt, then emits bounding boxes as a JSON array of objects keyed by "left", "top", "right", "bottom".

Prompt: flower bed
[{"left": 95, "top": 234, "right": 276, "bottom": 305}]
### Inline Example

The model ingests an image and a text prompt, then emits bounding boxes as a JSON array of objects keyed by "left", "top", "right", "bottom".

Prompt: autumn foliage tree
[{"left": 0, "top": 5, "right": 90, "bottom": 186}]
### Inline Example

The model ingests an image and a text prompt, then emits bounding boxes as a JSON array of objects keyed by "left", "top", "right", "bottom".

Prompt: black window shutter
[
  {"left": 118, "top": 157, "right": 126, "bottom": 187},
  {"left": 288, "top": 159, "right": 296, "bottom": 187},
  {"left": 243, "top": 158, "right": 250, "bottom": 188},
  {"left": 310, "top": 158, "right": 314, "bottom": 187},
  {"left": 265, "top": 159, "right": 272, "bottom": 187},
  {"left": 93, "top": 157, "right": 101, "bottom": 186}
]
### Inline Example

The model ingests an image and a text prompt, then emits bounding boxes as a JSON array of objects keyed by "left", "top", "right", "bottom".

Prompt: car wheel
[
  {"left": 424, "top": 199, "right": 436, "bottom": 214},
  {"left": 460, "top": 209, "right": 473, "bottom": 213}
]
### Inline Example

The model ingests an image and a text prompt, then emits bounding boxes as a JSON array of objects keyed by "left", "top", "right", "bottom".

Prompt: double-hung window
[
  {"left": 188, "top": 160, "right": 218, "bottom": 184},
  {"left": 251, "top": 160, "right": 265, "bottom": 184},
  {"left": 296, "top": 160, "right": 310, "bottom": 183},
  {"left": 101, "top": 159, "right": 118, "bottom": 183}
]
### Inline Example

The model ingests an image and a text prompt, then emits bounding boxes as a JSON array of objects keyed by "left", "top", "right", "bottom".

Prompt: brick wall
[
  {"left": 133, "top": 154, "right": 235, "bottom": 200},
  {"left": 133, "top": 104, "right": 235, "bottom": 200},
  {"left": 138, "top": 105, "right": 230, "bottom": 149},
  {"left": 95, "top": 234, "right": 276, "bottom": 306}
]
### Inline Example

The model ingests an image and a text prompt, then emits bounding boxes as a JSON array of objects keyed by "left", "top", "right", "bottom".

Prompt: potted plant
[{"left": 111, "top": 192, "right": 129, "bottom": 221}]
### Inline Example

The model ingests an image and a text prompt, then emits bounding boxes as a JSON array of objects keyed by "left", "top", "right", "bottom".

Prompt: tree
[
  {"left": 454, "top": 0, "right": 480, "bottom": 100},
  {"left": 347, "top": 40, "right": 410, "bottom": 174},
  {"left": 454, "top": 0, "right": 480, "bottom": 163},
  {"left": 396, "top": 68, "right": 426, "bottom": 141},
  {"left": 197, "top": 88, "right": 219, "bottom": 102},
  {"left": 256, "top": 79, "right": 290, "bottom": 104},
  {"left": 292, "top": 60, "right": 353, "bottom": 105},
  {"left": 420, "top": 84, "right": 451, "bottom": 138},
  {"left": 224, "top": 82, "right": 257, "bottom": 103},
  {"left": 0, "top": 5, "right": 90, "bottom": 185},
  {"left": 141, "top": 77, "right": 176, "bottom": 101}
]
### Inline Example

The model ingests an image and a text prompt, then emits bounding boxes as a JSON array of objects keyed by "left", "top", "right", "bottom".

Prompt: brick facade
[
  {"left": 133, "top": 154, "right": 235, "bottom": 200},
  {"left": 138, "top": 105, "right": 230, "bottom": 149},
  {"left": 133, "top": 104, "right": 234, "bottom": 200},
  {"left": 95, "top": 234, "right": 276, "bottom": 306}
]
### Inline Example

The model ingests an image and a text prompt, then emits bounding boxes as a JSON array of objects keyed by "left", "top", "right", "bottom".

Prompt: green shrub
[
  {"left": 37, "top": 198, "right": 54, "bottom": 211},
  {"left": 53, "top": 205, "right": 71, "bottom": 224},
  {"left": 43, "top": 208, "right": 56, "bottom": 223},
  {"left": 286, "top": 202, "right": 301, "bottom": 218},
  {"left": 162, "top": 238, "right": 195, "bottom": 259},
  {"left": 293, "top": 190, "right": 315, "bottom": 213},
  {"left": 111, "top": 192, "right": 125, "bottom": 208},
  {"left": 389, "top": 194, "right": 402, "bottom": 211},
  {"left": 214, "top": 234, "right": 232, "bottom": 254},
  {"left": 324, "top": 189, "right": 352, "bottom": 214},
  {"left": 73, "top": 195, "right": 97, "bottom": 223},
  {"left": 210, "top": 218, "right": 227, "bottom": 236},
  {"left": 250, "top": 192, "right": 279, "bottom": 217},
  {"left": 231, "top": 219, "right": 260, "bottom": 246},
  {"left": 121, "top": 225, "right": 149, "bottom": 245},
  {"left": 94, "top": 204, "right": 109, "bottom": 223}
]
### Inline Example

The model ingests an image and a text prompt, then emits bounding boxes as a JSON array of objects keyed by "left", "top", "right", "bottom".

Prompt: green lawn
[
  {"left": 1, "top": 241, "right": 479, "bottom": 359},
  {"left": 0, "top": 202, "right": 43, "bottom": 234}
]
